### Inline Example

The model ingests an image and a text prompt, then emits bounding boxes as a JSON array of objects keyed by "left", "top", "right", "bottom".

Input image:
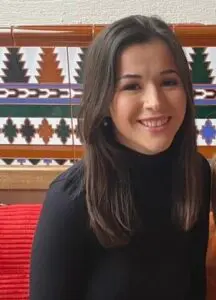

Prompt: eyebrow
[
  {"left": 160, "top": 69, "right": 178, "bottom": 75},
  {"left": 117, "top": 69, "right": 178, "bottom": 81}
]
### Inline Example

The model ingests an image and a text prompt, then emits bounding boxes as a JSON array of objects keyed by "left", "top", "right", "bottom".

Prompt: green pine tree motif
[
  {"left": 74, "top": 48, "right": 88, "bottom": 84},
  {"left": 55, "top": 119, "right": 71, "bottom": 144},
  {"left": 2, "top": 48, "right": 30, "bottom": 83},
  {"left": 190, "top": 48, "right": 213, "bottom": 83},
  {"left": 2, "top": 118, "right": 18, "bottom": 143}
]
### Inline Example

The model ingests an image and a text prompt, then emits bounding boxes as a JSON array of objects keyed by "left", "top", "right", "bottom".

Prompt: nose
[{"left": 142, "top": 84, "right": 163, "bottom": 111}]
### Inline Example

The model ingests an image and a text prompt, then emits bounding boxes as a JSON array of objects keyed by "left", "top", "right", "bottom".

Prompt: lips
[{"left": 138, "top": 117, "right": 171, "bottom": 128}]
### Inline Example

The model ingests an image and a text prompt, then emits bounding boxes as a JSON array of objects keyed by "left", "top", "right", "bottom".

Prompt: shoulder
[
  {"left": 39, "top": 159, "right": 87, "bottom": 232},
  {"left": 46, "top": 159, "right": 84, "bottom": 204},
  {"left": 50, "top": 159, "right": 84, "bottom": 193}
]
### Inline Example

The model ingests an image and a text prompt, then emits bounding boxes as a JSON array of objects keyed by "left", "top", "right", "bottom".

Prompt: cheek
[
  {"left": 171, "top": 92, "right": 187, "bottom": 121},
  {"left": 110, "top": 97, "right": 138, "bottom": 125},
  {"left": 177, "top": 97, "right": 187, "bottom": 120}
]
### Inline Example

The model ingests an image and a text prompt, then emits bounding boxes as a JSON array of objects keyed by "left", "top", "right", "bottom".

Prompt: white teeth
[{"left": 140, "top": 117, "right": 169, "bottom": 128}]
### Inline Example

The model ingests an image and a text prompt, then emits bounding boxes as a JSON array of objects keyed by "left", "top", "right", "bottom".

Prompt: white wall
[{"left": 0, "top": 0, "right": 215, "bottom": 26}]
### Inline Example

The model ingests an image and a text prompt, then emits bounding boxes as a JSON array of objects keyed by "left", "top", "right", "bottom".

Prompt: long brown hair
[
  {"left": 78, "top": 15, "right": 202, "bottom": 247},
  {"left": 211, "top": 155, "right": 216, "bottom": 222}
]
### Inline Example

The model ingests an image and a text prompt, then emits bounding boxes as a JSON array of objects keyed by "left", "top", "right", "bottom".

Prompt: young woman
[{"left": 30, "top": 15, "right": 211, "bottom": 300}]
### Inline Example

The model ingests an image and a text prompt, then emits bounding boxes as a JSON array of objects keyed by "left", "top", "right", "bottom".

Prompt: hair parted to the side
[{"left": 77, "top": 15, "right": 202, "bottom": 247}]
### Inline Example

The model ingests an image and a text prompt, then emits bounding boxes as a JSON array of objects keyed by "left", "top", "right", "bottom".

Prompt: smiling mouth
[{"left": 138, "top": 116, "right": 171, "bottom": 128}]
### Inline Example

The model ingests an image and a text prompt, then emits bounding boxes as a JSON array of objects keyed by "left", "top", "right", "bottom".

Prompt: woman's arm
[{"left": 30, "top": 166, "right": 94, "bottom": 300}]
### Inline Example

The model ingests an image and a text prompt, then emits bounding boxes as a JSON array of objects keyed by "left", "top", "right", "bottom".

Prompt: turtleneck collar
[{"left": 113, "top": 129, "right": 182, "bottom": 174}]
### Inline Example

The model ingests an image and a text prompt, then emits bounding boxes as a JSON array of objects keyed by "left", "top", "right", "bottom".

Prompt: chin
[{"left": 140, "top": 140, "right": 173, "bottom": 155}]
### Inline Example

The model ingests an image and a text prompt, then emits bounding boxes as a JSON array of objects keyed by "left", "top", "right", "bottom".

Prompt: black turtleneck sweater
[{"left": 30, "top": 144, "right": 211, "bottom": 300}]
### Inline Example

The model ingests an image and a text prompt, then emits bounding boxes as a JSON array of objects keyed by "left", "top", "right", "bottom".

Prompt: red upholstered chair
[{"left": 0, "top": 204, "right": 41, "bottom": 300}]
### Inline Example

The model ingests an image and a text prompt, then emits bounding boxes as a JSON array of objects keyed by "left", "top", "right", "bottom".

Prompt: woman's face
[{"left": 110, "top": 39, "right": 187, "bottom": 155}]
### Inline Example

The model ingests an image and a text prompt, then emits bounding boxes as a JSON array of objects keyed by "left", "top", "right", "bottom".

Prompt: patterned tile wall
[
  {"left": 0, "top": 47, "right": 85, "bottom": 166},
  {"left": 0, "top": 46, "right": 215, "bottom": 166}
]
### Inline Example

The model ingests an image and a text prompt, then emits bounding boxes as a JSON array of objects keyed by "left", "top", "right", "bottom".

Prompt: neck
[{"left": 114, "top": 132, "right": 181, "bottom": 173}]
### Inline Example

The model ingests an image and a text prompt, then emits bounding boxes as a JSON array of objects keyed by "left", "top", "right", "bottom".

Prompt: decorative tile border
[
  {"left": 0, "top": 24, "right": 216, "bottom": 47},
  {"left": 2, "top": 116, "right": 216, "bottom": 147},
  {"left": 0, "top": 117, "right": 73, "bottom": 145},
  {"left": 0, "top": 47, "right": 85, "bottom": 84},
  {"left": 197, "top": 119, "right": 216, "bottom": 145},
  {"left": 0, "top": 27, "right": 216, "bottom": 172},
  {"left": 0, "top": 158, "right": 74, "bottom": 166},
  {"left": 0, "top": 46, "right": 216, "bottom": 162}
]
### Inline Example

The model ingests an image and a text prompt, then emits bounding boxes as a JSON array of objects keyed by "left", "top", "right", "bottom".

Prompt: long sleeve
[
  {"left": 30, "top": 164, "right": 97, "bottom": 300},
  {"left": 188, "top": 155, "right": 211, "bottom": 300}
]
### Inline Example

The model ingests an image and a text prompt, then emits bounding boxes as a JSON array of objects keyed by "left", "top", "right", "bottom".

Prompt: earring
[
  {"left": 103, "top": 116, "right": 112, "bottom": 128},
  {"left": 103, "top": 119, "right": 108, "bottom": 127},
  {"left": 103, "top": 116, "right": 110, "bottom": 127}
]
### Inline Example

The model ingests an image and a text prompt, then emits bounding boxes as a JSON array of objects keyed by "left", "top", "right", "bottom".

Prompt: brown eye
[
  {"left": 162, "top": 79, "right": 179, "bottom": 87},
  {"left": 123, "top": 83, "right": 141, "bottom": 91}
]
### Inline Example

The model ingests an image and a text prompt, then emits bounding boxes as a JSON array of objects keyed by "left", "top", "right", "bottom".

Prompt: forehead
[{"left": 117, "top": 39, "right": 177, "bottom": 74}]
